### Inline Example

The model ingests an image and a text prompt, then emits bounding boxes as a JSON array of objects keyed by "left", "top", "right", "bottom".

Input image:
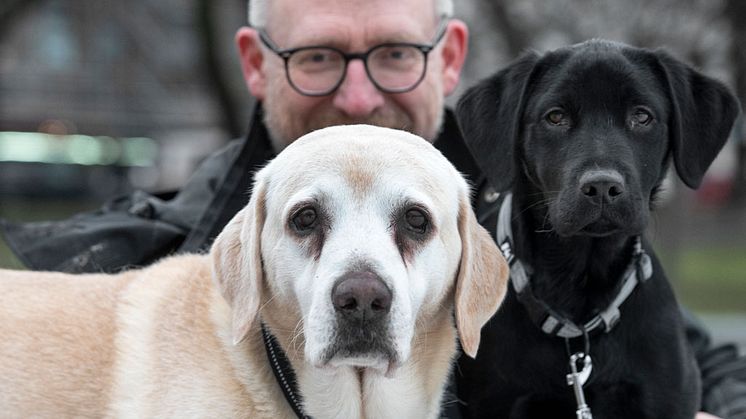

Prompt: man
[
  {"left": 1, "top": 0, "right": 471, "bottom": 271},
  {"left": 1, "top": 0, "right": 744, "bottom": 417}
]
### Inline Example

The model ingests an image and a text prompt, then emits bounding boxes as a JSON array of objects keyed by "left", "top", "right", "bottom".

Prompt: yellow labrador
[{"left": 0, "top": 125, "right": 508, "bottom": 418}]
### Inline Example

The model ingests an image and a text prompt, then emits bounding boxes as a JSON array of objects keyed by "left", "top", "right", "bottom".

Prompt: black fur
[{"left": 455, "top": 40, "right": 740, "bottom": 418}]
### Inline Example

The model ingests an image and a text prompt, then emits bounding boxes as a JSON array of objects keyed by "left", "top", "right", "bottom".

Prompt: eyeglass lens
[{"left": 286, "top": 45, "right": 426, "bottom": 95}]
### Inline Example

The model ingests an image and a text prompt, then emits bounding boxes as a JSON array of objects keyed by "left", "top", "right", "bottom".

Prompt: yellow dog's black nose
[{"left": 332, "top": 272, "right": 392, "bottom": 323}]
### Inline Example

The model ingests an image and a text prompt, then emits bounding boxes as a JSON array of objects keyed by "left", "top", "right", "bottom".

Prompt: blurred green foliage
[{"left": 673, "top": 246, "right": 746, "bottom": 312}]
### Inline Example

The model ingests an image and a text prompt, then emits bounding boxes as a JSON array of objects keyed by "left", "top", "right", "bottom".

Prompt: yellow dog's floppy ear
[
  {"left": 454, "top": 192, "right": 509, "bottom": 358},
  {"left": 211, "top": 178, "right": 267, "bottom": 345}
]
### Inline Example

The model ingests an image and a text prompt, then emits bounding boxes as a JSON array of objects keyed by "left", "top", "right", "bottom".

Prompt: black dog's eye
[
  {"left": 291, "top": 207, "right": 317, "bottom": 232},
  {"left": 631, "top": 108, "right": 653, "bottom": 127},
  {"left": 545, "top": 108, "right": 568, "bottom": 126},
  {"left": 405, "top": 208, "right": 429, "bottom": 234}
]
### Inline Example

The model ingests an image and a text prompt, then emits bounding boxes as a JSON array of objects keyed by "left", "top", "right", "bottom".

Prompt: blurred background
[{"left": 0, "top": 0, "right": 744, "bottom": 349}]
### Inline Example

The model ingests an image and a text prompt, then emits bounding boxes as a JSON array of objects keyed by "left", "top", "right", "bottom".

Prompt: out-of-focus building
[{"left": 0, "top": 0, "right": 245, "bottom": 195}]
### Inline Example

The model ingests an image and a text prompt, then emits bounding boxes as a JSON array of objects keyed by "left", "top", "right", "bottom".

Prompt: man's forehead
[
  {"left": 267, "top": 0, "right": 438, "bottom": 47},
  {"left": 268, "top": 0, "right": 437, "bottom": 20}
]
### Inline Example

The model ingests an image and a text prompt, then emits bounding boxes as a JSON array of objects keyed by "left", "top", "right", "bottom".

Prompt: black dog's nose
[
  {"left": 579, "top": 170, "right": 625, "bottom": 204},
  {"left": 332, "top": 272, "right": 392, "bottom": 322}
]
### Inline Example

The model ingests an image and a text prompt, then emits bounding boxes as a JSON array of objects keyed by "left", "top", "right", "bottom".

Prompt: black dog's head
[{"left": 458, "top": 40, "right": 740, "bottom": 237}]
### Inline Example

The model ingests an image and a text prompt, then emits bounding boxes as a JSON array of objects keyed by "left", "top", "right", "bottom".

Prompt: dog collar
[
  {"left": 261, "top": 323, "right": 311, "bottom": 419},
  {"left": 495, "top": 192, "right": 654, "bottom": 338}
]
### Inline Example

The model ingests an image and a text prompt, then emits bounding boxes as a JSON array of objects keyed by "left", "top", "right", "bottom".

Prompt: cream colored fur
[{"left": 0, "top": 125, "right": 508, "bottom": 418}]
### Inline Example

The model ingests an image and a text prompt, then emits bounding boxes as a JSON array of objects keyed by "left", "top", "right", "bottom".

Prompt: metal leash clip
[{"left": 566, "top": 352, "right": 593, "bottom": 419}]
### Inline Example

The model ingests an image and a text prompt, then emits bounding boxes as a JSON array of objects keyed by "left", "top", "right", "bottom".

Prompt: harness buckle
[{"left": 500, "top": 241, "right": 514, "bottom": 264}]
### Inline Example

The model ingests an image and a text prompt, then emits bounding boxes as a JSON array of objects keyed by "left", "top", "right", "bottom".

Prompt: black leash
[{"left": 261, "top": 323, "right": 311, "bottom": 419}]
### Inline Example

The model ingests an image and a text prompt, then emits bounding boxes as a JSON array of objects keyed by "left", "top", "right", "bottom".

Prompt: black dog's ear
[
  {"left": 456, "top": 52, "right": 540, "bottom": 191},
  {"left": 654, "top": 50, "right": 741, "bottom": 189}
]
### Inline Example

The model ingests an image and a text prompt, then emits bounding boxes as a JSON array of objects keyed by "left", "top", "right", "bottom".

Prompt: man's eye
[
  {"left": 309, "top": 53, "right": 326, "bottom": 63},
  {"left": 293, "top": 49, "right": 339, "bottom": 67},
  {"left": 299, "top": 53, "right": 328, "bottom": 64},
  {"left": 387, "top": 48, "right": 406, "bottom": 60},
  {"left": 373, "top": 45, "right": 418, "bottom": 65}
]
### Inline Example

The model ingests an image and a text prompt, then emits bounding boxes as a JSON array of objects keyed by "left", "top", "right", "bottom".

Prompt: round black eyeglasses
[{"left": 257, "top": 20, "right": 448, "bottom": 96}]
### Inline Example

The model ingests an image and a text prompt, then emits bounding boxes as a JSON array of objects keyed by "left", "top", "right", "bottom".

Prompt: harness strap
[{"left": 495, "top": 192, "right": 654, "bottom": 339}]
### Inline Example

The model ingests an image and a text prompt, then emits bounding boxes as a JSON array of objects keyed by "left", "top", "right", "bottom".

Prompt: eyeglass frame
[{"left": 255, "top": 18, "right": 450, "bottom": 97}]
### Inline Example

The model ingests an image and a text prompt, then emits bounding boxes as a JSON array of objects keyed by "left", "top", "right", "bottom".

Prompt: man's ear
[
  {"left": 653, "top": 49, "right": 740, "bottom": 189},
  {"left": 211, "top": 176, "right": 267, "bottom": 345},
  {"left": 454, "top": 191, "right": 510, "bottom": 359},
  {"left": 235, "top": 27, "right": 267, "bottom": 99},
  {"left": 439, "top": 19, "right": 468, "bottom": 96},
  {"left": 456, "top": 52, "right": 540, "bottom": 191}
]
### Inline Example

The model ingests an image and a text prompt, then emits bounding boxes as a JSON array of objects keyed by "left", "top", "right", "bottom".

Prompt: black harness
[
  {"left": 487, "top": 190, "right": 655, "bottom": 418},
  {"left": 493, "top": 191, "right": 654, "bottom": 339}
]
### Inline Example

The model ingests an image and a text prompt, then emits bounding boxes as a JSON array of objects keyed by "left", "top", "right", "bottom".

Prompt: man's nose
[{"left": 332, "top": 60, "right": 385, "bottom": 117}]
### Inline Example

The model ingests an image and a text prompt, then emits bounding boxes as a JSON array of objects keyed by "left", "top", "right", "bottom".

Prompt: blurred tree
[
  {"left": 471, "top": 0, "right": 729, "bottom": 63},
  {"left": 196, "top": 0, "right": 242, "bottom": 139},
  {"left": 0, "top": 0, "right": 41, "bottom": 41},
  {"left": 460, "top": 0, "right": 732, "bottom": 100},
  {"left": 725, "top": 0, "right": 746, "bottom": 204},
  {"left": 479, "top": 0, "right": 529, "bottom": 59}
]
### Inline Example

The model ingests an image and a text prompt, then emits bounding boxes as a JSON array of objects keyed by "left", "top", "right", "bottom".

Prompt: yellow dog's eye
[
  {"left": 405, "top": 208, "right": 428, "bottom": 233},
  {"left": 292, "top": 207, "right": 317, "bottom": 232}
]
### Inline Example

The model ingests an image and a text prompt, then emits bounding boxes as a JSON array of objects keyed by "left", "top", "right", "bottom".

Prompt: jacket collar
[{"left": 178, "top": 100, "right": 274, "bottom": 253}]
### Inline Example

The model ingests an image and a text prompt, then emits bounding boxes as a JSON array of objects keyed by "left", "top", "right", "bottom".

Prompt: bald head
[{"left": 248, "top": 0, "right": 454, "bottom": 28}]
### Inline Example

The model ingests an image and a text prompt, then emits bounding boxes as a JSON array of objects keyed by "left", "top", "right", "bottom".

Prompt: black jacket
[{"left": 2, "top": 103, "right": 745, "bottom": 417}]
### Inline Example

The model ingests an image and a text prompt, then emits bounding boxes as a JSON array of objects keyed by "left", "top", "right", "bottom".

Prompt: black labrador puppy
[{"left": 455, "top": 40, "right": 740, "bottom": 418}]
